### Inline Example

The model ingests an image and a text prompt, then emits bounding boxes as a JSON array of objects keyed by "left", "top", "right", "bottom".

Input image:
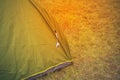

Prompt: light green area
[{"left": 0, "top": 0, "right": 72, "bottom": 80}]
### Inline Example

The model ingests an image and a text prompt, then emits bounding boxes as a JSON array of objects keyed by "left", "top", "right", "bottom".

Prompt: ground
[{"left": 37, "top": 0, "right": 120, "bottom": 80}]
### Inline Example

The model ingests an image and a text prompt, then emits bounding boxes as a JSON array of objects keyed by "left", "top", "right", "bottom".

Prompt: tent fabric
[{"left": 0, "top": 0, "right": 72, "bottom": 80}]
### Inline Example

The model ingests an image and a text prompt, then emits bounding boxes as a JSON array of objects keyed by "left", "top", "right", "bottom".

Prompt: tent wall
[{"left": 0, "top": 0, "right": 72, "bottom": 80}]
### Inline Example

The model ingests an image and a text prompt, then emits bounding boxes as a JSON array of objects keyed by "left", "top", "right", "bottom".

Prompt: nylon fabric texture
[{"left": 0, "top": 0, "right": 72, "bottom": 80}]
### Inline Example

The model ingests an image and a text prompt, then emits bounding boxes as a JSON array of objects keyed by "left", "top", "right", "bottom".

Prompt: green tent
[{"left": 0, "top": 0, "right": 72, "bottom": 80}]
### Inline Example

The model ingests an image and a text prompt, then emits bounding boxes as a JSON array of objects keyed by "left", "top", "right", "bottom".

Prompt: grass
[{"left": 36, "top": 0, "right": 120, "bottom": 80}]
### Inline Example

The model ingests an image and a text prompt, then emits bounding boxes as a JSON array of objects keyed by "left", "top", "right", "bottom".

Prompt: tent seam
[{"left": 22, "top": 60, "right": 72, "bottom": 80}]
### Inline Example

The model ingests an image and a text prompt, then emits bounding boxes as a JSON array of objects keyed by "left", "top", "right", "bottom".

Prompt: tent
[{"left": 0, "top": 0, "right": 72, "bottom": 80}]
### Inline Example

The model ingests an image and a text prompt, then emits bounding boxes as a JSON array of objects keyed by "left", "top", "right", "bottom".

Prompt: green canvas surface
[{"left": 0, "top": 0, "right": 72, "bottom": 80}]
